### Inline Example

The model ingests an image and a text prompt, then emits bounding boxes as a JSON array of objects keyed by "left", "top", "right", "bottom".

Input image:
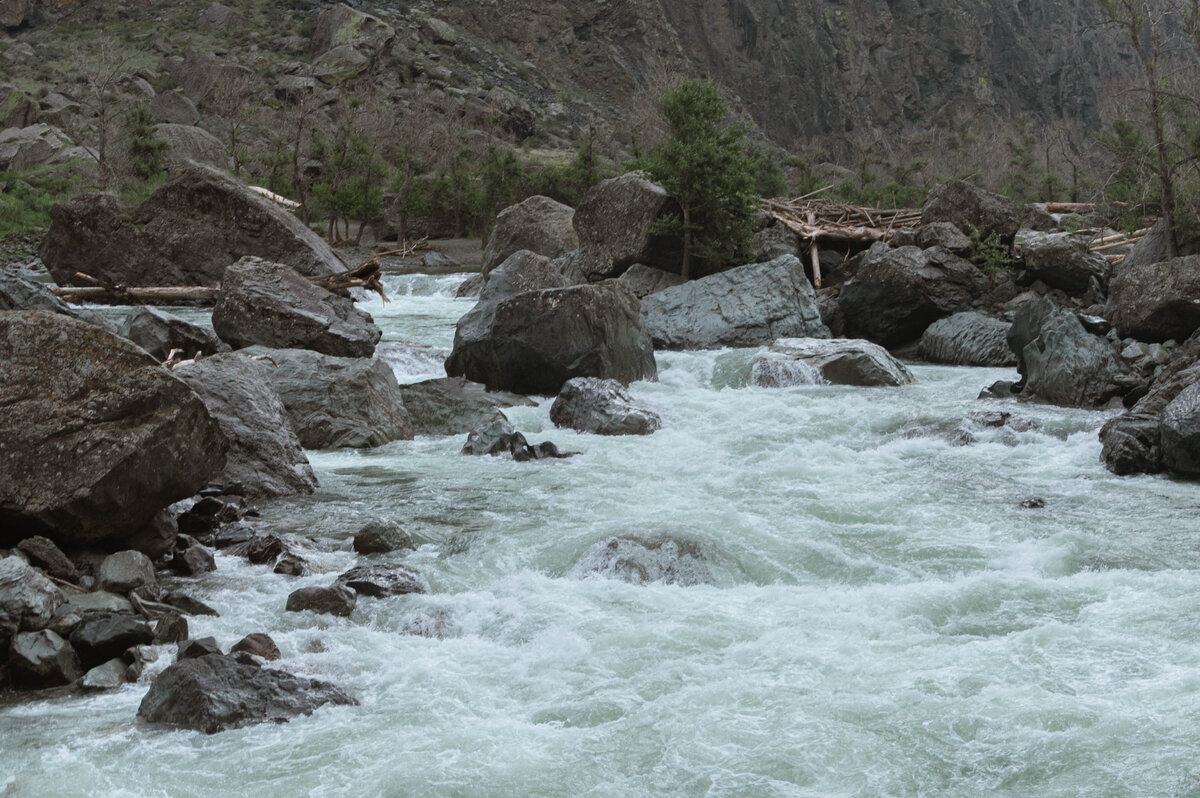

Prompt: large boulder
[
  {"left": 752, "top": 338, "right": 914, "bottom": 387},
  {"left": 1100, "top": 340, "right": 1200, "bottom": 475},
  {"left": 618, "top": 264, "right": 687, "bottom": 298},
  {"left": 1021, "top": 233, "right": 1110, "bottom": 295},
  {"left": 1018, "top": 307, "right": 1132, "bottom": 407},
  {"left": 137, "top": 654, "right": 356, "bottom": 733},
  {"left": 0, "top": 556, "right": 61, "bottom": 641},
  {"left": 1106, "top": 254, "right": 1200, "bottom": 343},
  {"left": 156, "top": 123, "right": 232, "bottom": 171},
  {"left": 639, "top": 255, "right": 829, "bottom": 350},
  {"left": 0, "top": 271, "right": 79, "bottom": 315},
  {"left": 240, "top": 346, "right": 412, "bottom": 448},
  {"left": 311, "top": 2, "right": 394, "bottom": 57},
  {"left": 1160, "top": 383, "right": 1200, "bottom": 477},
  {"left": 212, "top": 258, "right": 381, "bottom": 357},
  {"left": 922, "top": 180, "right": 1021, "bottom": 243},
  {"left": 550, "top": 377, "right": 663, "bottom": 435},
  {"left": 481, "top": 195, "right": 578, "bottom": 277},
  {"left": 397, "top": 377, "right": 535, "bottom": 436},
  {"left": 8, "top": 629, "right": 82, "bottom": 687},
  {"left": 117, "top": 307, "right": 222, "bottom": 362},
  {"left": 918, "top": 311, "right": 1016, "bottom": 366},
  {"left": 68, "top": 614, "right": 153, "bottom": 669},
  {"left": 40, "top": 164, "right": 343, "bottom": 287},
  {"left": 98, "top": 550, "right": 158, "bottom": 596},
  {"left": 573, "top": 173, "right": 681, "bottom": 280},
  {"left": 0, "top": 123, "right": 91, "bottom": 171},
  {"left": 173, "top": 354, "right": 318, "bottom": 498},
  {"left": 445, "top": 278, "right": 657, "bottom": 395},
  {"left": 149, "top": 91, "right": 200, "bottom": 125},
  {"left": 839, "top": 244, "right": 990, "bottom": 347},
  {"left": 0, "top": 311, "right": 226, "bottom": 550}
]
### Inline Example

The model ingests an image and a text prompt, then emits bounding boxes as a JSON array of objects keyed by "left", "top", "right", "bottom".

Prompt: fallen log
[
  {"left": 1043, "top": 202, "right": 1097, "bottom": 214},
  {"left": 49, "top": 285, "right": 219, "bottom": 305}
]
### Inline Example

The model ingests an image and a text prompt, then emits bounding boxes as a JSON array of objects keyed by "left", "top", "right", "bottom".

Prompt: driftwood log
[{"left": 761, "top": 198, "right": 922, "bottom": 246}]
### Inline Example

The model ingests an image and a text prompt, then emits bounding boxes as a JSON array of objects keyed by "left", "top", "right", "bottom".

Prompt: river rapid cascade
[{"left": 5, "top": 273, "right": 1200, "bottom": 797}]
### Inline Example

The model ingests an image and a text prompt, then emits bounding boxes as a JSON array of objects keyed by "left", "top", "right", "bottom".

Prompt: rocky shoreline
[{"left": 3, "top": 167, "right": 1200, "bottom": 735}]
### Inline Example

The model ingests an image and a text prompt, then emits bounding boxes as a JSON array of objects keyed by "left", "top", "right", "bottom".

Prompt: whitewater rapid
[{"left": 5, "top": 274, "right": 1200, "bottom": 798}]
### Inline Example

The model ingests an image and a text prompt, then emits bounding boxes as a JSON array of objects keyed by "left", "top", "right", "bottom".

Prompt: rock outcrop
[
  {"left": 212, "top": 258, "right": 381, "bottom": 358},
  {"left": 639, "top": 255, "right": 829, "bottom": 350},
  {"left": 1022, "top": 233, "right": 1110, "bottom": 295},
  {"left": 240, "top": 346, "right": 412, "bottom": 448},
  {"left": 1012, "top": 303, "right": 1131, "bottom": 407},
  {"left": 0, "top": 311, "right": 225, "bottom": 550},
  {"left": 921, "top": 181, "right": 1022, "bottom": 243},
  {"left": 573, "top": 173, "right": 680, "bottom": 280},
  {"left": 173, "top": 354, "right": 318, "bottom": 497},
  {"left": 40, "top": 165, "right": 343, "bottom": 287}
]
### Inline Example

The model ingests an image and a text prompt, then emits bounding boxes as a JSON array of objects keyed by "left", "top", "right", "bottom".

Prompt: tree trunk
[{"left": 680, "top": 205, "right": 693, "bottom": 280}]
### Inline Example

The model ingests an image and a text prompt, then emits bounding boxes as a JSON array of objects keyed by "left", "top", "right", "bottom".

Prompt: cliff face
[{"left": 433, "top": 0, "right": 1133, "bottom": 161}]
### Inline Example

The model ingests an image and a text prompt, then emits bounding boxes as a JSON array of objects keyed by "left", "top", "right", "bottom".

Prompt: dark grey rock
[
  {"left": 640, "top": 255, "right": 829, "bottom": 350},
  {"left": 0, "top": 271, "right": 77, "bottom": 316},
  {"left": 1100, "top": 343, "right": 1200, "bottom": 475},
  {"left": 69, "top": 613, "right": 153, "bottom": 669},
  {"left": 212, "top": 257, "right": 381, "bottom": 358},
  {"left": 230, "top": 633, "right": 280, "bottom": 661},
  {"left": 446, "top": 277, "right": 656, "bottom": 395},
  {"left": 481, "top": 195, "right": 578, "bottom": 276},
  {"left": 421, "top": 251, "right": 462, "bottom": 273},
  {"left": 61, "top": 590, "right": 133, "bottom": 616},
  {"left": 1020, "top": 307, "right": 1132, "bottom": 407},
  {"left": 99, "top": 551, "right": 158, "bottom": 597},
  {"left": 173, "top": 354, "right": 317, "bottom": 498},
  {"left": 919, "top": 312, "right": 1016, "bottom": 366},
  {"left": 1161, "top": 382, "right": 1200, "bottom": 477},
  {"left": 752, "top": 338, "right": 915, "bottom": 387},
  {"left": 8, "top": 629, "right": 83, "bottom": 687},
  {"left": 336, "top": 564, "right": 430, "bottom": 598},
  {"left": 239, "top": 346, "right": 412, "bottom": 449},
  {"left": 171, "top": 536, "right": 216, "bottom": 576},
  {"left": 285, "top": 585, "right": 356, "bottom": 616},
  {"left": 179, "top": 637, "right": 223, "bottom": 660},
  {"left": 273, "top": 553, "right": 309, "bottom": 576},
  {"left": 137, "top": 654, "right": 356, "bottom": 733},
  {"left": 461, "top": 417, "right": 577, "bottom": 461},
  {"left": 839, "top": 244, "right": 990, "bottom": 347},
  {"left": 922, "top": 180, "right": 1021, "bottom": 243},
  {"left": 117, "top": 307, "right": 222, "bottom": 362},
  {"left": 40, "top": 164, "right": 343, "bottom": 288},
  {"left": 1022, "top": 233, "right": 1110, "bottom": 295},
  {"left": 916, "top": 221, "right": 972, "bottom": 254},
  {"left": 80, "top": 657, "right": 130, "bottom": 691},
  {"left": 0, "top": 311, "right": 226, "bottom": 550},
  {"left": 550, "top": 377, "right": 663, "bottom": 435},
  {"left": 398, "top": 376, "right": 535, "bottom": 436},
  {"left": 1106, "top": 254, "right": 1200, "bottom": 343},
  {"left": 353, "top": 519, "right": 415, "bottom": 554},
  {"left": 16, "top": 536, "right": 79, "bottom": 582},
  {"left": 156, "top": 123, "right": 232, "bottom": 171},
  {"left": 574, "top": 173, "right": 680, "bottom": 280}
]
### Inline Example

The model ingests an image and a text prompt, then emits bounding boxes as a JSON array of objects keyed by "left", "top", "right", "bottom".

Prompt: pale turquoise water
[{"left": 5, "top": 274, "right": 1200, "bottom": 797}]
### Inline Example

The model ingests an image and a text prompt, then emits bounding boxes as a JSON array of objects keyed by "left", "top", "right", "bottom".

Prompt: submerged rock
[
  {"left": 550, "top": 377, "right": 662, "bottom": 436},
  {"left": 398, "top": 376, "right": 535, "bottom": 436},
  {"left": 639, "top": 255, "right": 829, "bottom": 350},
  {"left": 285, "top": 585, "right": 356, "bottom": 617},
  {"left": 137, "top": 654, "right": 356, "bottom": 733},
  {"left": 752, "top": 338, "right": 914, "bottom": 387},
  {"left": 461, "top": 417, "right": 578, "bottom": 461},
  {"left": 572, "top": 537, "right": 714, "bottom": 587},
  {"left": 336, "top": 564, "right": 430, "bottom": 598},
  {"left": 353, "top": 519, "right": 415, "bottom": 554},
  {"left": 212, "top": 258, "right": 381, "bottom": 358}
]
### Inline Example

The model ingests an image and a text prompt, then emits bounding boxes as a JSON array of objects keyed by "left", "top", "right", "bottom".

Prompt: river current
[{"left": 5, "top": 273, "right": 1200, "bottom": 797}]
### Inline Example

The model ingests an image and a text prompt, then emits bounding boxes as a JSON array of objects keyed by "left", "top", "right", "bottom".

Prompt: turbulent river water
[{"left": 6, "top": 273, "right": 1200, "bottom": 797}]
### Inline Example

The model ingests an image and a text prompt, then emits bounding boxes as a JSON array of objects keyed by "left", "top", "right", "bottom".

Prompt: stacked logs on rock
[
  {"left": 760, "top": 197, "right": 923, "bottom": 288},
  {"left": 51, "top": 256, "right": 390, "bottom": 306}
]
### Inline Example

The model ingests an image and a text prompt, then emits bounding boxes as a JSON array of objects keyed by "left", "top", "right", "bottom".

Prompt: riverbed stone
[
  {"left": 285, "top": 585, "right": 357, "bottom": 616},
  {"left": 230, "top": 633, "right": 281, "bottom": 661},
  {"left": 15, "top": 536, "right": 79, "bottom": 583},
  {"left": 1106, "top": 254, "right": 1200, "bottom": 343},
  {"left": 353, "top": 519, "right": 415, "bottom": 554},
  {"left": 481, "top": 195, "right": 578, "bottom": 277},
  {"left": 640, "top": 255, "right": 829, "bottom": 350},
  {"left": 572, "top": 536, "right": 714, "bottom": 587},
  {"left": 179, "top": 637, "right": 223, "bottom": 660},
  {"left": 0, "top": 556, "right": 62, "bottom": 640},
  {"left": 550, "top": 377, "right": 662, "bottom": 435},
  {"left": 1022, "top": 232, "right": 1110, "bottom": 295},
  {"left": 1160, "top": 382, "right": 1200, "bottom": 476},
  {"left": 1019, "top": 306, "right": 1132, "bottom": 407},
  {"left": 80, "top": 657, "right": 130, "bottom": 691},
  {"left": 461, "top": 417, "right": 577, "bottom": 460},
  {"left": 137, "top": 653, "right": 357, "bottom": 733},
  {"left": 0, "top": 311, "right": 226, "bottom": 551},
  {"left": 8, "top": 629, "right": 82, "bottom": 687},
  {"left": 99, "top": 550, "right": 158, "bottom": 597},
  {"left": 212, "top": 258, "right": 381, "bottom": 358},
  {"left": 752, "top": 338, "right": 915, "bottom": 387},
  {"left": 173, "top": 354, "right": 318, "bottom": 498},
  {"left": 239, "top": 346, "right": 412, "bottom": 448},
  {"left": 618, "top": 264, "right": 687, "bottom": 298},
  {"left": 117, "top": 307, "right": 222, "bottom": 362},
  {"left": 69, "top": 613, "right": 153, "bottom": 669},
  {"left": 171, "top": 535, "right": 216, "bottom": 576}
]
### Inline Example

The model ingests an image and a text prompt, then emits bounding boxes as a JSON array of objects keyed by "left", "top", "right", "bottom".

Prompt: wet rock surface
[
  {"left": 550, "top": 377, "right": 663, "bottom": 436},
  {"left": 752, "top": 338, "right": 915, "bottom": 387}
]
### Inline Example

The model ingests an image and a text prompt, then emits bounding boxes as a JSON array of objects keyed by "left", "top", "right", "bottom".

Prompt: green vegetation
[
  {"left": 124, "top": 105, "right": 167, "bottom": 181},
  {"left": 0, "top": 168, "right": 80, "bottom": 236},
  {"left": 630, "top": 78, "right": 758, "bottom": 277},
  {"left": 965, "top": 224, "right": 1014, "bottom": 272}
]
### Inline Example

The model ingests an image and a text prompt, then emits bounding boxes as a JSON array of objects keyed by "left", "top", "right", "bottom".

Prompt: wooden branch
[
  {"left": 1043, "top": 202, "right": 1096, "bottom": 214},
  {"left": 807, "top": 210, "right": 822, "bottom": 289},
  {"left": 50, "top": 285, "right": 219, "bottom": 305}
]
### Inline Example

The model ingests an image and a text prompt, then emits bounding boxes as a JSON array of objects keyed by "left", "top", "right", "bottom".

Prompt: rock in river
[{"left": 550, "top": 377, "right": 663, "bottom": 435}]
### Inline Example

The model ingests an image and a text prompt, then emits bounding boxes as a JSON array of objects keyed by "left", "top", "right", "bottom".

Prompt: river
[{"left": 5, "top": 273, "right": 1200, "bottom": 797}]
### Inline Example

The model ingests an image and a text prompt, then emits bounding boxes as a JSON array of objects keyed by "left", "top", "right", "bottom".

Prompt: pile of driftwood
[{"left": 760, "top": 196, "right": 922, "bottom": 287}]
